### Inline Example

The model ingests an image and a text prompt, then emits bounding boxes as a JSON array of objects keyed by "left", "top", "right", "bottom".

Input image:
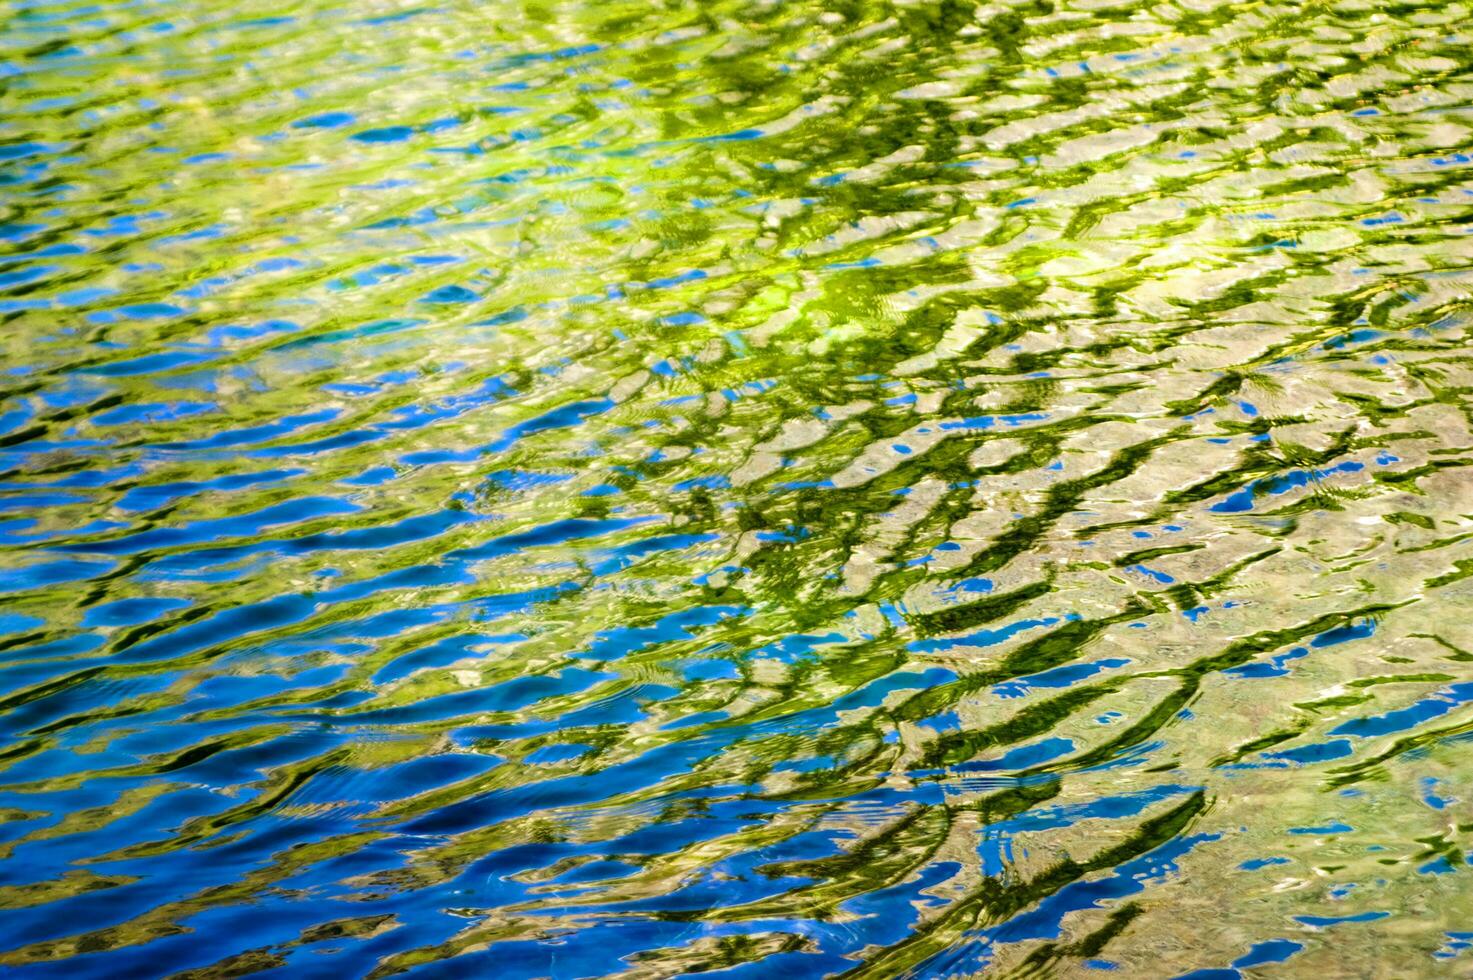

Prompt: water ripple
[{"left": 1, "top": 0, "right": 1472, "bottom": 975}]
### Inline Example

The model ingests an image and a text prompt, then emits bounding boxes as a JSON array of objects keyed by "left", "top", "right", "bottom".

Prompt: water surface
[{"left": 2, "top": 0, "right": 1472, "bottom": 975}]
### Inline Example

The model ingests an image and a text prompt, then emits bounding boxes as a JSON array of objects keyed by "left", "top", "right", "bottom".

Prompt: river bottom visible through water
[{"left": 1, "top": 0, "right": 1472, "bottom": 976}]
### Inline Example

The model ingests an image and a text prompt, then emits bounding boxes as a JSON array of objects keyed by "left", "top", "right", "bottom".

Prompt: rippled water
[{"left": 2, "top": 0, "right": 1472, "bottom": 975}]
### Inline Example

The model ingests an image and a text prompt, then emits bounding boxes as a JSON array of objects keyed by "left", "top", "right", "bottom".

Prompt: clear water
[{"left": 1, "top": 0, "right": 1472, "bottom": 975}]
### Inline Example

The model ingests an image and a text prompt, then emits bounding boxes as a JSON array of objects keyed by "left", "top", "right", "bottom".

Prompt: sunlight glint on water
[{"left": 1, "top": 0, "right": 1472, "bottom": 976}]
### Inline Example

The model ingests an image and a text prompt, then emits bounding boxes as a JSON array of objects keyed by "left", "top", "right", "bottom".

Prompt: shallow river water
[{"left": 1, "top": 0, "right": 1472, "bottom": 976}]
